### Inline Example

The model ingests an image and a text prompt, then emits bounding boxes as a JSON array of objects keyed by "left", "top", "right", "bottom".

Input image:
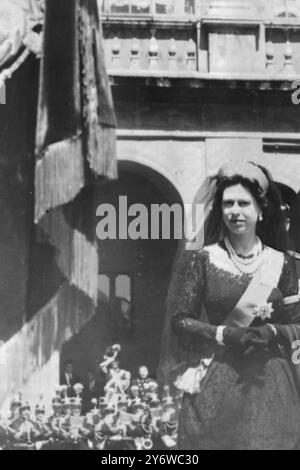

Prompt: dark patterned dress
[{"left": 171, "top": 241, "right": 300, "bottom": 450}]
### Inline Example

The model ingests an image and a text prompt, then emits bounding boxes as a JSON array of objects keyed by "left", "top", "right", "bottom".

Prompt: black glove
[
  {"left": 223, "top": 327, "right": 249, "bottom": 347},
  {"left": 174, "top": 318, "right": 217, "bottom": 347},
  {"left": 241, "top": 325, "right": 276, "bottom": 355}
]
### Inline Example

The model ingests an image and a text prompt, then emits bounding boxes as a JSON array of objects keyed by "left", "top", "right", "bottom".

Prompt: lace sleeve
[{"left": 170, "top": 250, "right": 217, "bottom": 345}]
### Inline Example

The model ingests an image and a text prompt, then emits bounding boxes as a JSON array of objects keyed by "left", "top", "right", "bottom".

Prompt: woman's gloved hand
[
  {"left": 223, "top": 327, "right": 249, "bottom": 347},
  {"left": 241, "top": 324, "right": 276, "bottom": 355}
]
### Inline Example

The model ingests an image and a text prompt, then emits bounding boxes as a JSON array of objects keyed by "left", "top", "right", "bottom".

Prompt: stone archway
[{"left": 61, "top": 162, "right": 183, "bottom": 383}]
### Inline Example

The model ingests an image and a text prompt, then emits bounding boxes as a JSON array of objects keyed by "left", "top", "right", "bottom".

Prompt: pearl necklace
[
  {"left": 225, "top": 237, "right": 262, "bottom": 265},
  {"left": 224, "top": 237, "right": 265, "bottom": 275}
]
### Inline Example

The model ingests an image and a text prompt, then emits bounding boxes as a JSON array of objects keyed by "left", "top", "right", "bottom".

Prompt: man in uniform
[
  {"left": 131, "top": 366, "right": 154, "bottom": 401},
  {"left": 10, "top": 402, "right": 40, "bottom": 450},
  {"left": 34, "top": 402, "right": 52, "bottom": 447},
  {"left": 82, "top": 370, "right": 103, "bottom": 414}
]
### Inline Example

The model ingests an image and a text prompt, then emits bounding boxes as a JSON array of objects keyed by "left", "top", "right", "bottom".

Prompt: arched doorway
[{"left": 61, "top": 163, "right": 183, "bottom": 384}]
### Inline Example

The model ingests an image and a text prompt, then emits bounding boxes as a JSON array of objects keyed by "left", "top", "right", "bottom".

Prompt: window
[
  {"left": 99, "top": 272, "right": 134, "bottom": 333},
  {"left": 98, "top": 274, "right": 110, "bottom": 302},
  {"left": 115, "top": 274, "right": 131, "bottom": 302},
  {"left": 132, "top": 0, "right": 151, "bottom": 14},
  {"left": 109, "top": 0, "right": 130, "bottom": 14},
  {"left": 105, "top": 0, "right": 196, "bottom": 16}
]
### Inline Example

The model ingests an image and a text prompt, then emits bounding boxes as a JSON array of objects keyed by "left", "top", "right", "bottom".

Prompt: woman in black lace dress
[{"left": 159, "top": 161, "right": 300, "bottom": 450}]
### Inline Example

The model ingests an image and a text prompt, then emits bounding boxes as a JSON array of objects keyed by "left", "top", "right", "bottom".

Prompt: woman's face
[{"left": 222, "top": 184, "right": 261, "bottom": 236}]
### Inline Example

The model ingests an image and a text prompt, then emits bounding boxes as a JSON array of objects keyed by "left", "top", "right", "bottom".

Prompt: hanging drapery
[
  {"left": 78, "top": 0, "right": 117, "bottom": 178},
  {"left": 35, "top": 0, "right": 117, "bottom": 305},
  {"left": 35, "top": 0, "right": 83, "bottom": 222},
  {"left": 35, "top": 0, "right": 117, "bottom": 223}
]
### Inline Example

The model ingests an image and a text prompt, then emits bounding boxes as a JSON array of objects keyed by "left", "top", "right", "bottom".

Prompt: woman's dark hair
[{"left": 205, "top": 165, "right": 289, "bottom": 252}]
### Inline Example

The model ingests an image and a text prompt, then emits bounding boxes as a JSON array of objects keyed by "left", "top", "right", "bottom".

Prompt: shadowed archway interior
[{"left": 61, "top": 162, "right": 183, "bottom": 384}]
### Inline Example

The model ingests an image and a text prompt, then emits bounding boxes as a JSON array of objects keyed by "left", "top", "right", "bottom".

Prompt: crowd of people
[{"left": 0, "top": 345, "right": 180, "bottom": 450}]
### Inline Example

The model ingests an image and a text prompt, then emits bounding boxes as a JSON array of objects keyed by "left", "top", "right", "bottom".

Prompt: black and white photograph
[{"left": 1, "top": 0, "right": 300, "bottom": 452}]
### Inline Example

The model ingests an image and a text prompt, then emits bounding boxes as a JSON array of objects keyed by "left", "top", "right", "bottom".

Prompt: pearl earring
[{"left": 258, "top": 214, "right": 263, "bottom": 222}]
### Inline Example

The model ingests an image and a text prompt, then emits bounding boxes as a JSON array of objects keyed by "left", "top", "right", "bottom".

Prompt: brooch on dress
[{"left": 253, "top": 303, "right": 273, "bottom": 321}]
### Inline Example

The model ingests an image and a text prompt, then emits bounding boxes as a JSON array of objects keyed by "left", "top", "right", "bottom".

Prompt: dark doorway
[{"left": 61, "top": 164, "right": 182, "bottom": 383}]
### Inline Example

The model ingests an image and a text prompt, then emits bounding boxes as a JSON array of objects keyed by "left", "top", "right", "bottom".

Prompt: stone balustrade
[
  {"left": 102, "top": 3, "right": 300, "bottom": 78},
  {"left": 100, "top": 0, "right": 300, "bottom": 20}
]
